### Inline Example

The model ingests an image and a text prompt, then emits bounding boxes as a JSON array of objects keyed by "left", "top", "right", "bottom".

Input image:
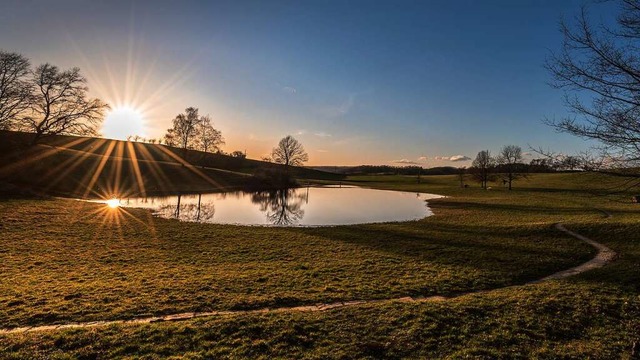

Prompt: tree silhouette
[
  {"left": 195, "top": 115, "right": 224, "bottom": 153},
  {"left": 22, "top": 64, "right": 108, "bottom": 144},
  {"left": 165, "top": 107, "right": 202, "bottom": 157},
  {"left": 546, "top": 0, "right": 640, "bottom": 169},
  {"left": 0, "top": 50, "right": 31, "bottom": 130},
  {"left": 496, "top": 145, "right": 527, "bottom": 190},
  {"left": 271, "top": 135, "right": 308, "bottom": 167},
  {"left": 165, "top": 108, "right": 225, "bottom": 162},
  {"left": 470, "top": 150, "right": 495, "bottom": 189}
]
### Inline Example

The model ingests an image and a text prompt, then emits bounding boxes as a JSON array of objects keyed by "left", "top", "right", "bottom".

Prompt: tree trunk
[{"left": 29, "top": 130, "right": 43, "bottom": 146}]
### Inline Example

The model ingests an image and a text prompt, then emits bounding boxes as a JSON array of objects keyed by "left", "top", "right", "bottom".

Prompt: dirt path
[
  {"left": 534, "top": 223, "right": 616, "bottom": 282},
  {"left": 0, "top": 217, "right": 617, "bottom": 335}
]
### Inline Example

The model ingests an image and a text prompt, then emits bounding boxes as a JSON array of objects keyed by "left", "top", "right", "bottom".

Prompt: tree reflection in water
[
  {"left": 250, "top": 188, "right": 307, "bottom": 226},
  {"left": 151, "top": 189, "right": 308, "bottom": 225},
  {"left": 115, "top": 186, "right": 436, "bottom": 226},
  {"left": 156, "top": 194, "right": 216, "bottom": 222}
]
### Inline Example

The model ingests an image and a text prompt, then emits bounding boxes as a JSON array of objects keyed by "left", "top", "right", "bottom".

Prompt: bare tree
[
  {"left": 195, "top": 115, "right": 224, "bottom": 153},
  {"left": 271, "top": 135, "right": 308, "bottom": 167},
  {"left": 170, "top": 107, "right": 199, "bottom": 149},
  {"left": 164, "top": 107, "right": 202, "bottom": 158},
  {"left": 22, "top": 64, "right": 108, "bottom": 144},
  {"left": 0, "top": 51, "right": 32, "bottom": 130},
  {"left": 545, "top": 0, "right": 640, "bottom": 170},
  {"left": 496, "top": 145, "right": 527, "bottom": 190},
  {"left": 471, "top": 150, "right": 495, "bottom": 189}
]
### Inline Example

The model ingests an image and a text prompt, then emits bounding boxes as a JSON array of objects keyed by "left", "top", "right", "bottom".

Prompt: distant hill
[
  {"left": 310, "top": 165, "right": 462, "bottom": 176},
  {"left": 0, "top": 131, "right": 343, "bottom": 198}
]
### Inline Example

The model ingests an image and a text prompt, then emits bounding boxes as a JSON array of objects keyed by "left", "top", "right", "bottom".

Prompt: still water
[{"left": 109, "top": 186, "right": 442, "bottom": 227}]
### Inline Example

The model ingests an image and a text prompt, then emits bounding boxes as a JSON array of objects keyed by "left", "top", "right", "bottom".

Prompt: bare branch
[
  {"left": 22, "top": 63, "right": 108, "bottom": 144},
  {"left": 0, "top": 50, "right": 32, "bottom": 130},
  {"left": 545, "top": 0, "right": 640, "bottom": 174}
]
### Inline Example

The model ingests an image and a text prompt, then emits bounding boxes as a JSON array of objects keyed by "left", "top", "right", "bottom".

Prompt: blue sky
[{"left": 0, "top": 0, "right": 614, "bottom": 165}]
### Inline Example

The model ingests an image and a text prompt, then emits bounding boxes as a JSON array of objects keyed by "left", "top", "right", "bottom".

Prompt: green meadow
[
  {"left": 3, "top": 0, "right": 640, "bottom": 357},
  {"left": 1, "top": 172, "right": 639, "bottom": 358}
]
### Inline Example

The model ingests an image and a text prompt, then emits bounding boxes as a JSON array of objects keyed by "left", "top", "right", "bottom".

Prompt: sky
[{"left": 0, "top": 0, "right": 617, "bottom": 166}]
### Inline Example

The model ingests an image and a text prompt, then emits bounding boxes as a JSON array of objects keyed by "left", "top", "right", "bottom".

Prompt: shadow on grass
[
  {"left": 432, "top": 198, "right": 640, "bottom": 216},
  {"left": 281, "top": 223, "right": 595, "bottom": 289}
]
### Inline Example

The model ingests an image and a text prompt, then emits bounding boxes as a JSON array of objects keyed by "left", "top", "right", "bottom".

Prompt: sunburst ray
[{"left": 126, "top": 141, "right": 146, "bottom": 196}]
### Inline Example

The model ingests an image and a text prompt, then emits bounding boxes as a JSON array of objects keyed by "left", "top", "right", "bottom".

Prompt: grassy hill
[
  {"left": 0, "top": 172, "right": 638, "bottom": 357},
  {"left": 0, "top": 131, "right": 343, "bottom": 198}
]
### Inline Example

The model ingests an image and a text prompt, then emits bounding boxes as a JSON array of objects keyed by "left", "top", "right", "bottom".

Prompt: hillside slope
[{"left": 0, "top": 131, "right": 342, "bottom": 198}]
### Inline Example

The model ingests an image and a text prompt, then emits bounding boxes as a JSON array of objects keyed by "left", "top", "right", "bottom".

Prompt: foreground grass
[
  {"left": 2, "top": 282, "right": 637, "bottom": 359},
  {"left": 1, "top": 172, "right": 639, "bottom": 358}
]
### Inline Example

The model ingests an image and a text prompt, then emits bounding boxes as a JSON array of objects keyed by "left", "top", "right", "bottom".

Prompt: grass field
[{"left": 1, "top": 172, "right": 639, "bottom": 358}]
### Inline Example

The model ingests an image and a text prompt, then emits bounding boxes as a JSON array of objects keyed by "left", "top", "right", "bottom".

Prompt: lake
[{"left": 104, "top": 186, "right": 442, "bottom": 227}]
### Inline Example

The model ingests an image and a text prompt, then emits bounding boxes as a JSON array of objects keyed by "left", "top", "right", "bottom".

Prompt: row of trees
[
  {"left": 163, "top": 107, "right": 225, "bottom": 156},
  {"left": 161, "top": 108, "right": 309, "bottom": 166},
  {"left": 468, "top": 145, "right": 528, "bottom": 190},
  {"left": 0, "top": 50, "right": 108, "bottom": 144}
]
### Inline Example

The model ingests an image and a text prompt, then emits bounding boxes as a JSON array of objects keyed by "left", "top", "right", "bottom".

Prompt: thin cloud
[
  {"left": 393, "top": 159, "right": 419, "bottom": 164},
  {"left": 314, "top": 132, "right": 332, "bottom": 137},
  {"left": 449, "top": 155, "right": 471, "bottom": 162},
  {"left": 317, "top": 149, "right": 329, "bottom": 153},
  {"left": 418, "top": 156, "right": 428, "bottom": 161},
  {"left": 435, "top": 155, "right": 471, "bottom": 162},
  {"left": 283, "top": 86, "right": 297, "bottom": 94}
]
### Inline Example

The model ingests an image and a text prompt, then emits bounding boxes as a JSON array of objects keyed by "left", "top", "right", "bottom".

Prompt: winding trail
[
  {"left": 534, "top": 223, "right": 616, "bottom": 282},
  {"left": 0, "top": 214, "right": 617, "bottom": 335}
]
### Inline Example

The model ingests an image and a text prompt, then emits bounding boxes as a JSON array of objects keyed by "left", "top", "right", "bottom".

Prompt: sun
[
  {"left": 106, "top": 198, "right": 121, "bottom": 209},
  {"left": 102, "top": 106, "right": 146, "bottom": 140}
]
